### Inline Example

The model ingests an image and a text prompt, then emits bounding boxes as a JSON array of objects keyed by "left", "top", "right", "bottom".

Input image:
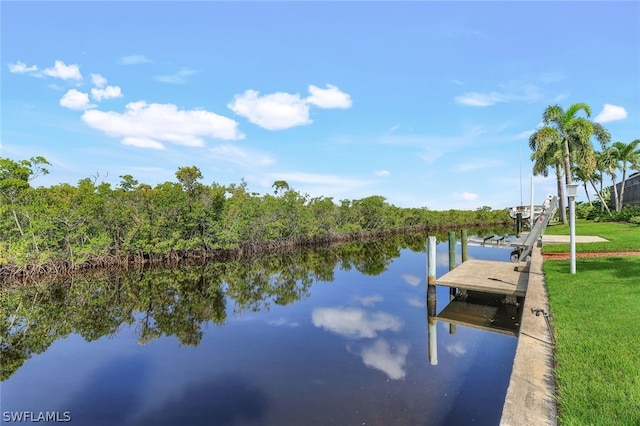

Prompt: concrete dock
[
  {"left": 436, "top": 259, "right": 529, "bottom": 297},
  {"left": 500, "top": 245, "right": 557, "bottom": 425}
]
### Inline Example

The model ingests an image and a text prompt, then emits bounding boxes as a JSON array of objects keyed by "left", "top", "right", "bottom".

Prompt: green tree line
[{"left": 0, "top": 157, "right": 510, "bottom": 275}]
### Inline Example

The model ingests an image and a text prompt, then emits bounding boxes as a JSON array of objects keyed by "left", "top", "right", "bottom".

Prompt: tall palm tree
[
  {"left": 587, "top": 150, "right": 614, "bottom": 216},
  {"left": 529, "top": 126, "right": 567, "bottom": 223},
  {"left": 530, "top": 103, "right": 610, "bottom": 223},
  {"left": 600, "top": 145, "right": 620, "bottom": 213},
  {"left": 611, "top": 139, "right": 640, "bottom": 212},
  {"left": 572, "top": 167, "right": 592, "bottom": 205}
]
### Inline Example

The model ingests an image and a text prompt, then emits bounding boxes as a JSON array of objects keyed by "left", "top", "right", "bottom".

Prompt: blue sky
[{"left": 2, "top": 1, "right": 639, "bottom": 210}]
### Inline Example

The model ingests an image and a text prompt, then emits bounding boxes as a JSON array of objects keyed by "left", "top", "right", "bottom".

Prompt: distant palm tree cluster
[{"left": 528, "top": 103, "right": 639, "bottom": 223}]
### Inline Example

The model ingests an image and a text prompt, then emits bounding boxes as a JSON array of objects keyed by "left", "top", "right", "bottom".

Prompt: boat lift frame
[{"left": 510, "top": 196, "right": 559, "bottom": 262}]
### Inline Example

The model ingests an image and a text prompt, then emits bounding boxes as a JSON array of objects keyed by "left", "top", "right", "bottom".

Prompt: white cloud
[
  {"left": 594, "top": 104, "right": 627, "bottom": 123},
  {"left": 43, "top": 60, "right": 82, "bottom": 81},
  {"left": 306, "top": 84, "right": 352, "bottom": 109},
  {"left": 455, "top": 91, "right": 506, "bottom": 107},
  {"left": 8, "top": 61, "right": 37, "bottom": 74},
  {"left": 406, "top": 297, "right": 424, "bottom": 308},
  {"left": 551, "top": 92, "right": 569, "bottom": 103},
  {"left": 455, "top": 82, "right": 541, "bottom": 107},
  {"left": 515, "top": 129, "right": 534, "bottom": 140},
  {"left": 312, "top": 307, "right": 403, "bottom": 339},
  {"left": 228, "top": 89, "right": 311, "bottom": 130},
  {"left": 89, "top": 74, "right": 122, "bottom": 101},
  {"left": 355, "top": 295, "right": 384, "bottom": 307},
  {"left": 91, "top": 73, "right": 107, "bottom": 88},
  {"left": 268, "top": 318, "right": 300, "bottom": 328},
  {"left": 451, "top": 191, "right": 478, "bottom": 201},
  {"left": 381, "top": 126, "right": 488, "bottom": 165},
  {"left": 119, "top": 55, "right": 150, "bottom": 65},
  {"left": 445, "top": 341, "right": 467, "bottom": 357},
  {"left": 360, "top": 339, "right": 410, "bottom": 380},
  {"left": 375, "top": 170, "right": 391, "bottom": 177},
  {"left": 81, "top": 101, "right": 243, "bottom": 149},
  {"left": 122, "top": 137, "right": 165, "bottom": 150},
  {"left": 209, "top": 144, "right": 275, "bottom": 168},
  {"left": 401, "top": 273, "right": 421, "bottom": 286},
  {"left": 154, "top": 68, "right": 198, "bottom": 84},
  {"left": 387, "top": 124, "right": 400, "bottom": 133},
  {"left": 229, "top": 84, "right": 352, "bottom": 130},
  {"left": 60, "top": 89, "right": 95, "bottom": 110},
  {"left": 91, "top": 85, "right": 123, "bottom": 101}
]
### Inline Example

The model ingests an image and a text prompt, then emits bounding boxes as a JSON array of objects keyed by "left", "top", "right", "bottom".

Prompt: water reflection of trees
[{"left": 1, "top": 226, "right": 511, "bottom": 381}]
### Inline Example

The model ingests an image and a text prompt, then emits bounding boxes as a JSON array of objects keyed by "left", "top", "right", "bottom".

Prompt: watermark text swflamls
[{"left": 2, "top": 411, "right": 71, "bottom": 423}]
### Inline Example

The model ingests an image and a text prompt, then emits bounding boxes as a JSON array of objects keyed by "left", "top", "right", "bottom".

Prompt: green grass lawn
[
  {"left": 543, "top": 220, "right": 640, "bottom": 253},
  {"left": 542, "top": 221, "right": 640, "bottom": 425}
]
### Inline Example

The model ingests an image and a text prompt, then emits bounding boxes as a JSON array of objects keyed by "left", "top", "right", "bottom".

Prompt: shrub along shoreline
[
  {"left": 542, "top": 221, "right": 640, "bottom": 425},
  {"left": 1, "top": 223, "right": 512, "bottom": 282},
  {"left": 1, "top": 157, "right": 511, "bottom": 281}
]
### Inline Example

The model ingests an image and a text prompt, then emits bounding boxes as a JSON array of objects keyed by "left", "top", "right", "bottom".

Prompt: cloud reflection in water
[
  {"left": 444, "top": 341, "right": 467, "bottom": 357},
  {"left": 360, "top": 339, "right": 410, "bottom": 380},
  {"left": 354, "top": 294, "right": 383, "bottom": 307},
  {"left": 312, "top": 307, "right": 403, "bottom": 339},
  {"left": 401, "top": 273, "right": 421, "bottom": 286},
  {"left": 312, "top": 306, "right": 410, "bottom": 380}
]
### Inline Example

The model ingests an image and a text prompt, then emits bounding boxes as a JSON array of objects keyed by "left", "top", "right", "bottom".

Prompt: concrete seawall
[{"left": 500, "top": 245, "right": 557, "bottom": 425}]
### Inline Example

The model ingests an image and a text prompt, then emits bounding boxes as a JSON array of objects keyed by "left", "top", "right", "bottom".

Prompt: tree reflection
[{"left": 0, "top": 227, "right": 511, "bottom": 381}]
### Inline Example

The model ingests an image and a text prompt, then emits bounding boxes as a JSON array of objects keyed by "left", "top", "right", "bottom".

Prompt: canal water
[{"left": 1, "top": 233, "right": 519, "bottom": 425}]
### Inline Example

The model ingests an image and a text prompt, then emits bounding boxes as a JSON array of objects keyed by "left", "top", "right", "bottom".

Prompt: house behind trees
[{"left": 611, "top": 172, "right": 640, "bottom": 208}]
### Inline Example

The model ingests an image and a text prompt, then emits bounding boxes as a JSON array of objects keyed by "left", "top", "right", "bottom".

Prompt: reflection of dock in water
[{"left": 436, "top": 291, "right": 523, "bottom": 337}]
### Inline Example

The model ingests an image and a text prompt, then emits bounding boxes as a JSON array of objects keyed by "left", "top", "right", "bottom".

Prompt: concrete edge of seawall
[{"left": 500, "top": 245, "right": 557, "bottom": 426}]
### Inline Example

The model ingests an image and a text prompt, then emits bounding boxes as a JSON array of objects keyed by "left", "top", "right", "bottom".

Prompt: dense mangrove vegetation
[{"left": 0, "top": 157, "right": 510, "bottom": 279}]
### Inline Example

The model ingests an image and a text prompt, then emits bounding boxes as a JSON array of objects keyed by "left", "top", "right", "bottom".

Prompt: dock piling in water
[
  {"left": 447, "top": 231, "right": 458, "bottom": 334},
  {"left": 427, "top": 236, "right": 438, "bottom": 365},
  {"left": 448, "top": 231, "right": 456, "bottom": 271},
  {"left": 461, "top": 229, "right": 468, "bottom": 263}
]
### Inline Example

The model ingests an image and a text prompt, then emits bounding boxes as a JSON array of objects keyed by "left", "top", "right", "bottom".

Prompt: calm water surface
[{"left": 2, "top": 234, "right": 519, "bottom": 425}]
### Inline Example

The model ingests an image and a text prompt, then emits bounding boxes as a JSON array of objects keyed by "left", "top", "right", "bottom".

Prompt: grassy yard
[
  {"left": 541, "top": 221, "right": 640, "bottom": 425},
  {"left": 543, "top": 219, "right": 640, "bottom": 253}
]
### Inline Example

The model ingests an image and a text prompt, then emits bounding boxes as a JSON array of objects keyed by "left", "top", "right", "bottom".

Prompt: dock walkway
[
  {"left": 500, "top": 245, "right": 556, "bottom": 425},
  {"left": 436, "top": 259, "right": 528, "bottom": 297}
]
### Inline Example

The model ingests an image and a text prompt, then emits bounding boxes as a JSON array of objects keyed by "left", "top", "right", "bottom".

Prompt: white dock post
[{"left": 427, "top": 236, "right": 438, "bottom": 365}]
